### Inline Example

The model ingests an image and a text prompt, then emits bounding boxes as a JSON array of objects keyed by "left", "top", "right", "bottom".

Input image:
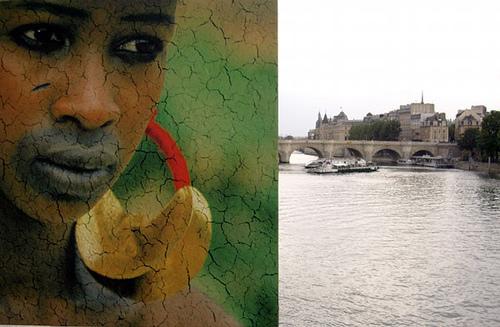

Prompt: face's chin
[{"left": 7, "top": 190, "right": 105, "bottom": 225}]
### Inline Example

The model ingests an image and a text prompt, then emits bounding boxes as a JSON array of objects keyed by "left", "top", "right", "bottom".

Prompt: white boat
[
  {"left": 307, "top": 160, "right": 339, "bottom": 174},
  {"left": 305, "top": 158, "right": 328, "bottom": 169},
  {"left": 412, "top": 155, "right": 455, "bottom": 168},
  {"left": 306, "top": 158, "right": 378, "bottom": 174}
]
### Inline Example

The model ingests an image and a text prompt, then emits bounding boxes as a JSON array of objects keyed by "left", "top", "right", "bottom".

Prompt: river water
[{"left": 279, "top": 153, "right": 500, "bottom": 326}]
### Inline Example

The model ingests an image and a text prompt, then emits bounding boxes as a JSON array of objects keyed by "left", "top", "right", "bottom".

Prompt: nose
[{"left": 50, "top": 55, "right": 119, "bottom": 131}]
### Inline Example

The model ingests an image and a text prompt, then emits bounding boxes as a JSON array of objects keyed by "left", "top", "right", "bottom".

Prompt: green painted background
[{"left": 114, "top": 1, "right": 277, "bottom": 326}]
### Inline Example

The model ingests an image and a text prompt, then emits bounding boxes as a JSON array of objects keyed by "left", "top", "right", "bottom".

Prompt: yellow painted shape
[{"left": 76, "top": 186, "right": 211, "bottom": 298}]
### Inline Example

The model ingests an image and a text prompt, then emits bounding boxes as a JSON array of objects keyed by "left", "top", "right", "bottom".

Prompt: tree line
[
  {"left": 348, "top": 120, "right": 401, "bottom": 141},
  {"left": 457, "top": 111, "right": 500, "bottom": 163}
]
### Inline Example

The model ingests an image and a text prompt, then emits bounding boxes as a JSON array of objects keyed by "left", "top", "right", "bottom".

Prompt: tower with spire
[
  {"left": 408, "top": 90, "right": 433, "bottom": 115},
  {"left": 322, "top": 113, "right": 329, "bottom": 124}
]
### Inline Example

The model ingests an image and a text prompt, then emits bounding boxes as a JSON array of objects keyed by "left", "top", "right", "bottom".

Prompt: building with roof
[
  {"left": 420, "top": 113, "right": 449, "bottom": 143},
  {"left": 454, "top": 105, "right": 487, "bottom": 140},
  {"left": 308, "top": 111, "right": 363, "bottom": 140},
  {"left": 361, "top": 93, "right": 437, "bottom": 141}
]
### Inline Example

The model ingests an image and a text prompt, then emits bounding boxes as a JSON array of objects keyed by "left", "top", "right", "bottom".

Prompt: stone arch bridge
[{"left": 278, "top": 139, "right": 459, "bottom": 163}]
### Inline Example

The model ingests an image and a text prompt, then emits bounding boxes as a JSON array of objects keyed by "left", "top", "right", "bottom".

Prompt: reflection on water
[{"left": 280, "top": 154, "right": 500, "bottom": 326}]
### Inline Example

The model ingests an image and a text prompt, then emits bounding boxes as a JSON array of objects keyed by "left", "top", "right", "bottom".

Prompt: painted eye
[
  {"left": 10, "top": 24, "right": 71, "bottom": 54},
  {"left": 119, "top": 39, "right": 160, "bottom": 53},
  {"left": 113, "top": 36, "right": 164, "bottom": 64}
]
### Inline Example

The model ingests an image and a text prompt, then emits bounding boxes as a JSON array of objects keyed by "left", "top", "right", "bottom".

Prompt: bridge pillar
[
  {"left": 435, "top": 145, "right": 452, "bottom": 158},
  {"left": 279, "top": 151, "right": 291, "bottom": 163},
  {"left": 323, "top": 144, "right": 335, "bottom": 159},
  {"left": 401, "top": 145, "right": 413, "bottom": 160},
  {"left": 363, "top": 143, "right": 374, "bottom": 161},
  {"left": 278, "top": 142, "right": 295, "bottom": 164}
]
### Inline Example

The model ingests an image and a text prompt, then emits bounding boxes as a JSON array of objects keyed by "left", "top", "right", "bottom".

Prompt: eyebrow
[
  {"left": 121, "top": 13, "right": 175, "bottom": 26},
  {"left": 15, "top": 2, "right": 90, "bottom": 19}
]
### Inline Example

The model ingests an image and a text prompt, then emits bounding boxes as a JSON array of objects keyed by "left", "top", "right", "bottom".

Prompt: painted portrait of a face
[{"left": 0, "top": 0, "right": 277, "bottom": 326}]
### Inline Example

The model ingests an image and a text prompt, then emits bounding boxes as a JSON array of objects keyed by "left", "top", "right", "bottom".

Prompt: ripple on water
[{"left": 280, "top": 162, "right": 500, "bottom": 326}]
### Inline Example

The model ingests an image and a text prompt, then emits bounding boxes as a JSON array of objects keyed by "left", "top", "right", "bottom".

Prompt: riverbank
[{"left": 455, "top": 160, "right": 500, "bottom": 178}]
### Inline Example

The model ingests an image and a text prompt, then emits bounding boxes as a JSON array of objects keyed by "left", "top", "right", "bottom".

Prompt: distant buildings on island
[
  {"left": 308, "top": 94, "right": 489, "bottom": 143},
  {"left": 454, "top": 105, "right": 487, "bottom": 141}
]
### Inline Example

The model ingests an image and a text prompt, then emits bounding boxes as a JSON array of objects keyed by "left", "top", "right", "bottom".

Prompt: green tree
[
  {"left": 457, "top": 128, "right": 480, "bottom": 160},
  {"left": 348, "top": 124, "right": 364, "bottom": 140},
  {"left": 349, "top": 120, "right": 400, "bottom": 141},
  {"left": 384, "top": 120, "right": 401, "bottom": 141},
  {"left": 479, "top": 111, "right": 500, "bottom": 162}
]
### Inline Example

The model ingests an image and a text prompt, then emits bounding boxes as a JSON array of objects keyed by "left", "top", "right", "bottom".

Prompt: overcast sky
[{"left": 279, "top": 0, "right": 500, "bottom": 136}]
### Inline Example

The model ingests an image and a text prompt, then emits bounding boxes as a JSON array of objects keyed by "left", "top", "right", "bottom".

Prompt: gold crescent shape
[
  {"left": 75, "top": 186, "right": 211, "bottom": 300},
  {"left": 132, "top": 186, "right": 211, "bottom": 301}
]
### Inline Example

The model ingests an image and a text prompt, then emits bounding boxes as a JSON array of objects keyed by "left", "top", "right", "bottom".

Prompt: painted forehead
[{"left": 0, "top": 0, "right": 177, "bottom": 22}]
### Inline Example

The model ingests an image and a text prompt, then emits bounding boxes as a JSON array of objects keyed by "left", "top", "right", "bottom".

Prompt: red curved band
[{"left": 145, "top": 110, "right": 191, "bottom": 190}]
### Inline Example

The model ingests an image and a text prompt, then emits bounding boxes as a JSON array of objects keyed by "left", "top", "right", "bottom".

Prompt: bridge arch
[
  {"left": 291, "top": 146, "right": 324, "bottom": 158},
  {"left": 373, "top": 148, "right": 402, "bottom": 163},
  {"left": 412, "top": 149, "right": 435, "bottom": 157},
  {"left": 339, "top": 147, "right": 365, "bottom": 159}
]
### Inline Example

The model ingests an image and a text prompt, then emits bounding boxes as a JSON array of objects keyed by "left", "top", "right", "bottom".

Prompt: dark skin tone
[{"left": 0, "top": 1, "right": 240, "bottom": 325}]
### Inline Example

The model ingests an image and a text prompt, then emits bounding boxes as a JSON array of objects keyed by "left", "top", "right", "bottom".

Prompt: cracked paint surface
[
  {"left": 0, "top": 0, "right": 277, "bottom": 326},
  {"left": 116, "top": 1, "right": 278, "bottom": 326}
]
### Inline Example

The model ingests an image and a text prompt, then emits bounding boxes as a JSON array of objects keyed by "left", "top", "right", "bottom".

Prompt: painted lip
[{"left": 30, "top": 149, "right": 118, "bottom": 201}]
